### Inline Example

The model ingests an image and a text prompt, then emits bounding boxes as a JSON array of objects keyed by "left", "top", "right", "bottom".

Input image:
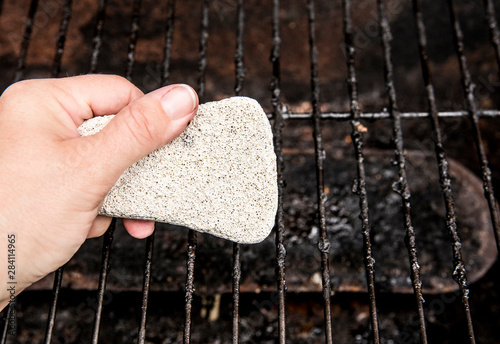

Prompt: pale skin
[{"left": 0, "top": 75, "right": 199, "bottom": 310}]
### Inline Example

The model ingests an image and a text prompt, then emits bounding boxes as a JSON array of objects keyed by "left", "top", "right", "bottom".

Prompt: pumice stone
[{"left": 78, "top": 97, "right": 278, "bottom": 244}]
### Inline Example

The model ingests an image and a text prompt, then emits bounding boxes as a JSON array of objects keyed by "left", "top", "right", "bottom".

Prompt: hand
[{"left": 0, "top": 75, "right": 199, "bottom": 309}]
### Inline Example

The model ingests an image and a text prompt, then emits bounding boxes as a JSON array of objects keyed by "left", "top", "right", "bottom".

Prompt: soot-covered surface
[{"left": 27, "top": 121, "right": 496, "bottom": 295}]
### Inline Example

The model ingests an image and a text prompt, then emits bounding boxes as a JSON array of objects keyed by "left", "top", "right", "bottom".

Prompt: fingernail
[{"left": 161, "top": 85, "right": 198, "bottom": 120}]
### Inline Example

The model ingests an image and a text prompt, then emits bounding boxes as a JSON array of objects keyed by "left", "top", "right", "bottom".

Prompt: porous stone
[{"left": 78, "top": 96, "right": 277, "bottom": 244}]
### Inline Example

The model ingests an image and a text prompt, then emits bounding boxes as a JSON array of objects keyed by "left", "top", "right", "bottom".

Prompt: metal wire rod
[
  {"left": 266, "top": 110, "right": 500, "bottom": 120},
  {"left": 51, "top": 0, "right": 72, "bottom": 78},
  {"left": 483, "top": 0, "right": 500, "bottom": 75},
  {"left": 341, "top": 0, "right": 380, "bottom": 342},
  {"left": 197, "top": 0, "right": 210, "bottom": 98},
  {"left": 271, "top": 1, "right": 287, "bottom": 343},
  {"left": 43, "top": 2, "right": 73, "bottom": 342},
  {"left": 0, "top": 303, "right": 14, "bottom": 344},
  {"left": 183, "top": 230, "right": 197, "bottom": 344},
  {"left": 161, "top": 0, "right": 176, "bottom": 87},
  {"left": 447, "top": 0, "right": 500, "bottom": 254},
  {"left": 42, "top": 268, "right": 64, "bottom": 344},
  {"left": 232, "top": 1, "right": 245, "bottom": 342},
  {"left": 13, "top": 0, "right": 38, "bottom": 83},
  {"left": 411, "top": 0, "right": 476, "bottom": 342},
  {"left": 89, "top": 0, "right": 108, "bottom": 74},
  {"left": 91, "top": 222, "right": 116, "bottom": 344},
  {"left": 125, "top": 0, "right": 142, "bottom": 81},
  {"left": 377, "top": 0, "right": 428, "bottom": 342},
  {"left": 307, "top": 1, "right": 334, "bottom": 343},
  {"left": 137, "top": 232, "right": 155, "bottom": 344}
]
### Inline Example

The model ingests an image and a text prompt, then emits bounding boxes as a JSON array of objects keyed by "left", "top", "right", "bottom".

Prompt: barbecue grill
[{"left": 1, "top": 0, "right": 500, "bottom": 343}]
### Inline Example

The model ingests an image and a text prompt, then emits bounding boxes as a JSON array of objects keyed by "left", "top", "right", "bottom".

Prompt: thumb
[{"left": 82, "top": 84, "right": 198, "bottom": 188}]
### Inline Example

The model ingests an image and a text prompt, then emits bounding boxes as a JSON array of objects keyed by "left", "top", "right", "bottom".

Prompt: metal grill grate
[{"left": 1, "top": 0, "right": 500, "bottom": 343}]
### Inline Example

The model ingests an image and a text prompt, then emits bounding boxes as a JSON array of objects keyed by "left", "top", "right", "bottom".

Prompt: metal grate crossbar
[{"left": 1, "top": 0, "right": 499, "bottom": 343}]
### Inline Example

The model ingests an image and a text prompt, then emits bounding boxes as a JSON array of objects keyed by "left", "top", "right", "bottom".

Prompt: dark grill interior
[{"left": 1, "top": 0, "right": 500, "bottom": 343}]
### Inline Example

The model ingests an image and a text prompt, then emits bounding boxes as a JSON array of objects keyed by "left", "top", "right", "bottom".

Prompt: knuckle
[
  {"left": 1, "top": 80, "right": 47, "bottom": 112},
  {"left": 2, "top": 79, "right": 58, "bottom": 104},
  {"left": 2, "top": 80, "right": 34, "bottom": 98},
  {"left": 87, "top": 74, "right": 127, "bottom": 86}
]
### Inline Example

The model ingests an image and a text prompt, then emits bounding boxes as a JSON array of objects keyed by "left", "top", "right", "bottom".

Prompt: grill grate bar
[
  {"left": 87, "top": 5, "right": 114, "bottom": 342},
  {"left": 43, "top": 268, "right": 63, "bottom": 344},
  {"left": 197, "top": 0, "right": 210, "bottom": 98},
  {"left": 125, "top": 0, "right": 142, "bottom": 81},
  {"left": 341, "top": 0, "right": 380, "bottom": 342},
  {"left": 231, "top": 1, "right": 245, "bottom": 342},
  {"left": 121, "top": 2, "right": 154, "bottom": 339},
  {"left": 155, "top": 2, "right": 177, "bottom": 342},
  {"left": 183, "top": 230, "right": 197, "bottom": 344},
  {"left": 51, "top": 0, "right": 72, "bottom": 78},
  {"left": 411, "top": 0, "right": 476, "bottom": 342},
  {"left": 483, "top": 0, "right": 500, "bottom": 74},
  {"left": 377, "top": 0, "right": 428, "bottom": 342},
  {"left": 448, "top": 0, "right": 500, "bottom": 253},
  {"left": 161, "top": 0, "right": 176, "bottom": 87},
  {"left": 269, "top": 110, "right": 500, "bottom": 120},
  {"left": 231, "top": 243, "right": 241, "bottom": 344},
  {"left": 43, "top": 2, "right": 74, "bottom": 341},
  {"left": 306, "top": 1, "right": 334, "bottom": 342},
  {"left": 183, "top": 2, "right": 211, "bottom": 340},
  {"left": 271, "top": 1, "right": 287, "bottom": 343},
  {"left": 137, "top": 232, "right": 155, "bottom": 344},
  {"left": 13, "top": 0, "right": 38, "bottom": 83},
  {"left": 234, "top": 0, "right": 245, "bottom": 95},
  {"left": 91, "top": 221, "right": 116, "bottom": 344},
  {"left": 0, "top": 304, "right": 12, "bottom": 344},
  {"left": 89, "top": 0, "right": 108, "bottom": 74},
  {"left": 0, "top": 312, "right": 9, "bottom": 343}
]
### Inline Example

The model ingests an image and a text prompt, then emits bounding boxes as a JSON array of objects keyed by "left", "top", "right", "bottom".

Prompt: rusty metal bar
[
  {"left": 306, "top": 1, "right": 333, "bottom": 343},
  {"left": 377, "top": 0, "right": 428, "bottom": 342},
  {"left": 161, "top": 0, "right": 176, "bottom": 87},
  {"left": 51, "top": 0, "right": 72, "bottom": 78},
  {"left": 232, "top": 1, "right": 245, "bottom": 342},
  {"left": 91, "top": 221, "right": 116, "bottom": 344},
  {"left": 483, "top": 0, "right": 500, "bottom": 75},
  {"left": 42, "top": 268, "right": 64, "bottom": 344},
  {"left": 0, "top": 303, "right": 14, "bottom": 343},
  {"left": 13, "top": 0, "right": 38, "bottom": 83},
  {"left": 42, "top": 2, "right": 73, "bottom": 342},
  {"left": 271, "top": 0, "right": 286, "bottom": 343},
  {"left": 183, "top": 1, "right": 211, "bottom": 340},
  {"left": 341, "top": 0, "right": 380, "bottom": 342},
  {"left": 197, "top": 0, "right": 210, "bottom": 98},
  {"left": 266, "top": 110, "right": 500, "bottom": 121},
  {"left": 231, "top": 243, "right": 241, "bottom": 344},
  {"left": 125, "top": 0, "right": 142, "bottom": 81},
  {"left": 447, "top": 0, "right": 500, "bottom": 254},
  {"left": 183, "top": 230, "right": 197, "bottom": 344},
  {"left": 137, "top": 232, "right": 155, "bottom": 344},
  {"left": 234, "top": 0, "right": 245, "bottom": 95},
  {"left": 411, "top": 0, "right": 476, "bottom": 342},
  {"left": 89, "top": 0, "right": 108, "bottom": 74}
]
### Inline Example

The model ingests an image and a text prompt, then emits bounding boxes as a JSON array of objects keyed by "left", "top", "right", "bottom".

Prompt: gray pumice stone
[{"left": 78, "top": 96, "right": 277, "bottom": 244}]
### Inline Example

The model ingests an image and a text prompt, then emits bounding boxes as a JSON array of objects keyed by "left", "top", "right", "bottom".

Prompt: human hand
[{"left": 0, "top": 75, "right": 198, "bottom": 309}]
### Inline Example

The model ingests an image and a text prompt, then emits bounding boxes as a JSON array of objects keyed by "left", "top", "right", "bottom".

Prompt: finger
[
  {"left": 80, "top": 84, "right": 198, "bottom": 186},
  {"left": 55, "top": 75, "right": 145, "bottom": 125},
  {"left": 2, "top": 75, "right": 144, "bottom": 128},
  {"left": 87, "top": 215, "right": 113, "bottom": 238},
  {"left": 122, "top": 219, "right": 155, "bottom": 239}
]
